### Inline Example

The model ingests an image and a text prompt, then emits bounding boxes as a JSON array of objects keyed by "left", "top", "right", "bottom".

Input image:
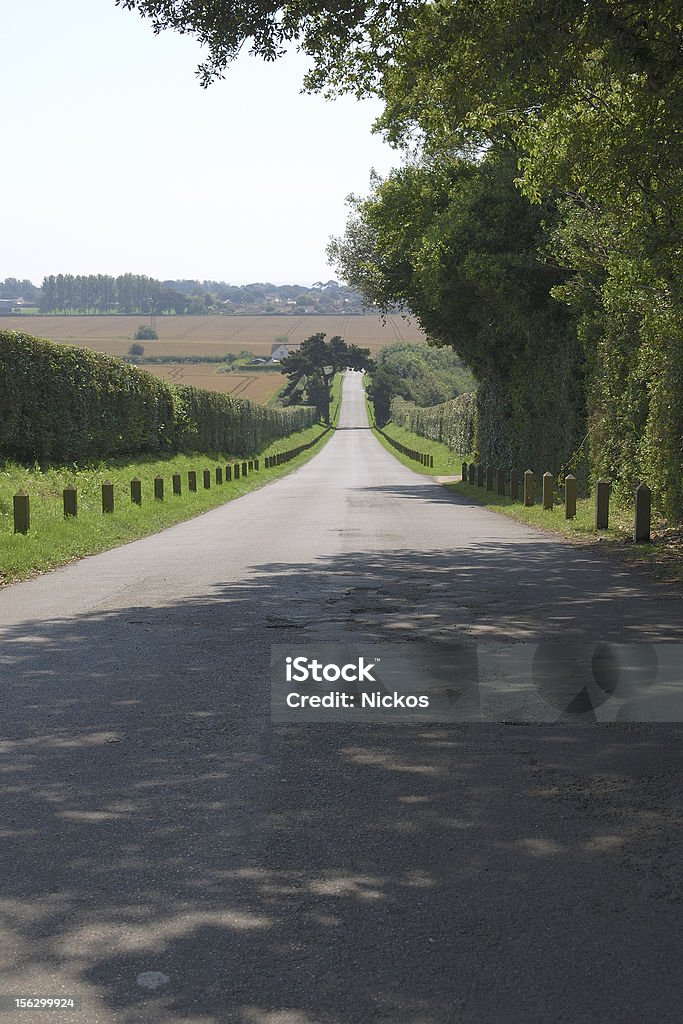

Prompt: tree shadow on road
[{"left": 0, "top": 544, "right": 682, "bottom": 1022}]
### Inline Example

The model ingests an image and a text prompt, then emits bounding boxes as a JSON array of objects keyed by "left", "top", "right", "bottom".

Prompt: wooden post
[
  {"left": 225, "top": 465, "right": 232, "bottom": 481},
  {"left": 524, "top": 470, "right": 534, "bottom": 507},
  {"left": 216, "top": 467, "right": 223, "bottom": 485},
  {"left": 248, "top": 460, "right": 254, "bottom": 471},
  {"left": 595, "top": 479, "right": 610, "bottom": 529},
  {"left": 510, "top": 470, "right": 520, "bottom": 502},
  {"left": 172, "top": 473, "right": 181, "bottom": 496},
  {"left": 430, "top": 455, "right": 434, "bottom": 468},
  {"left": 203, "top": 469, "right": 211, "bottom": 489},
  {"left": 242, "top": 461, "right": 248, "bottom": 476},
  {"left": 234, "top": 464, "right": 240, "bottom": 479},
  {"left": 254, "top": 459, "right": 260, "bottom": 471},
  {"left": 496, "top": 468, "right": 505, "bottom": 496},
  {"left": 63, "top": 485, "right": 78, "bottom": 518},
  {"left": 131, "top": 477, "right": 142, "bottom": 505},
  {"left": 564, "top": 474, "right": 577, "bottom": 519},
  {"left": 542, "top": 472, "right": 554, "bottom": 510},
  {"left": 102, "top": 481, "right": 114, "bottom": 513},
  {"left": 462, "top": 461, "right": 468, "bottom": 482},
  {"left": 188, "top": 470, "right": 197, "bottom": 492},
  {"left": 477, "top": 463, "right": 484, "bottom": 487},
  {"left": 486, "top": 465, "right": 494, "bottom": 491},
  {"left": 154, "top": 476, "right": 164, "bottom": 501},
  {"left": 469, "top": 463, "right": 476, "bottom": 485},
  {"left": 13, "top": 491, "right": 30, "bottom": 534},
  {"left": 634, "top": 483, "right": 651, "bottom": 543}
]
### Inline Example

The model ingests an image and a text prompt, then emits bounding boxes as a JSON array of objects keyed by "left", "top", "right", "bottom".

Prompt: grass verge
[
  {"left": 0, "top": 416, "right": 335, "bottom": 587},
  {"left": 366, "top": 397, "right": 469, "bottom": 477}
]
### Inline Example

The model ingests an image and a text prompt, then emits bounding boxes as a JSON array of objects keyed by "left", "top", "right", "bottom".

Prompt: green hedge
[
  {"left": 0, "top": 331, "right": 317, "bottom": 462},
  {"left": 390, "top": 393, "right": 477, "bottom": 456}
]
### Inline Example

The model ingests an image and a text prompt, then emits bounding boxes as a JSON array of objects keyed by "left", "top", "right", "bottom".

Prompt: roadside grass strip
[
  {"left": 0, "top": 416, "right": 336, "bottom": 587},
  {"left": 367, "top": 399, "right": 469, "bottom": 477}
]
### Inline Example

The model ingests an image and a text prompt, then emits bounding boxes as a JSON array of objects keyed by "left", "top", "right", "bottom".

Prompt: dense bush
[
  {"left": 330, "top": 150, "right": 587, "bottom": 477},
  {"left": 391, "top": 393, "right": 477, "bottom": 457},
  {"left": 0, "top": 331, "right": 316, "bottom": 463},
  {"left": 367, "top": 342, "right": 474, "bottom": 426},
  {"left": 134, "top": 324, "right": 158, "bottom": 341}
]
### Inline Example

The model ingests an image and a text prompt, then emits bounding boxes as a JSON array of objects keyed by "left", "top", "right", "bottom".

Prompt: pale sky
[{"left": 1, "top": 0, "right": 399, "bottom": 287}]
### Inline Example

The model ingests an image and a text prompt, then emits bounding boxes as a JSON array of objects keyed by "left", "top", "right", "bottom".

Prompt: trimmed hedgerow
[
  {"left": 0, "top": 330, "right": 316, "bottom": 463},
  {"left": 390, "top": 392, "right": 477, "bottom": 457}
]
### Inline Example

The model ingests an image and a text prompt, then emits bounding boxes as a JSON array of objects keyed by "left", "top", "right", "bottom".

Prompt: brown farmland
[
  {"left": 10, "top": 313, "right": 427, "bottom": 359},
  {"left": 140, "top": 364, "right": 285, "bottom": 403}
]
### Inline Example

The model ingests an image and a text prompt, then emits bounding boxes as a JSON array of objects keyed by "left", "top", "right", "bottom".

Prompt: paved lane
[{"left": 0, "top": 372, "right": 681, "bottom": 1023}]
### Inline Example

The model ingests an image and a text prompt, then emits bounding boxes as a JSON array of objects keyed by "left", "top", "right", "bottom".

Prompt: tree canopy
[
  {"left": 330, "top": 149, "right": 586, "bottom": 472},
  {"left": 281, "top": 332, "right": 373, "bottom": 422},
  {"left": 119, "top": 0, "right": 683, "bottom": 515}
]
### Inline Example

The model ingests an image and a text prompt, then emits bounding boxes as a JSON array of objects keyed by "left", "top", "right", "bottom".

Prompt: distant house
[
  {"left": 0, "top": 299, "right": 15, "bottom": 315},
  {"left": 269, "top": 342, "right": 291, "bottom": 363}
]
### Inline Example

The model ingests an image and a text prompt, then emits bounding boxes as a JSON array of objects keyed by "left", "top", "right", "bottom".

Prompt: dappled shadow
[
  {"left": 0, "top": 544, "right": 682, "bottom": 1022},
  {"left": 359, "top": 483, "right": 474, "bottom": 505}
]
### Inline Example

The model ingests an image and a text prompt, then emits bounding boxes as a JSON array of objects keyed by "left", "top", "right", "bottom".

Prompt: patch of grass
[
  {"left": 366, "top": 398, "right": 469, "bottom": 476},
  {"left": 0, "top": 417, "right": 333, "bottom": 587}
]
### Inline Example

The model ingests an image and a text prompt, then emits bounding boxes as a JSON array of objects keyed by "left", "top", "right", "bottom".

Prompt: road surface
[{"left": 0, "top": 371, "right": 681, "bottom": 1023}]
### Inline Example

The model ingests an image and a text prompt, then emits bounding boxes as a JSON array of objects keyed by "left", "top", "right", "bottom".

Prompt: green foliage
[
  {"left": 366, "top": 341, "right": 473, "bottom": 425},
  {"left": 281, "top": 332, "right": 373, "bottom": 423},
  {"left": 372, "top": 419, "right": 471, "bottom": 477},
  {"left": 128, "top": 343, "right": 145, "bottom": 357},
  {"left": 391, "top": 394, "right": 476, "bottom": 459},
  {"left": 0, "top": 330, "right": 317, "bottom": 464},
  {"left": 329, "top": 150, "right": 586, "bottom": 475},
  {"left": 122, "top": 0, "right": 683, "bottom": 516},
  {"left": 134, "top": 324, "right": 158, "bottom": 340}
]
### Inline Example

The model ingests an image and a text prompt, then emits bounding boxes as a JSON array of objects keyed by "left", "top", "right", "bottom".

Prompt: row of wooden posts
[
  {"left": 11, "top": 426, "right": 331, "bottom": 535},
  {"left": 461, "top": 462, "right": 652, "bottom": 543},
  {"left": 375, "top": 426, "right": 434, "bottom": 469}
]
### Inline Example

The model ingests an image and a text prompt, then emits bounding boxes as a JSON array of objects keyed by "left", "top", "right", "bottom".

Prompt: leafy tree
[
  {"left": 366, "top": 342, "right": 473, "bottom": 426},
  {"left": 134, "top": 324, "right": 158, "bottom": 340},
  {"left": 281, "top": 332, "right": 373, "bottom": 423},
  {"left": 128, "top": 342, "right": 145, "bottom": 356},
  {"left": 329, "top": 149, "right": 585, "bottom": 473},
  {"left": 119, "top": 0, "right": 683, "bottom": 515},
  {"left": 0, "top": 278, "right": 41, "bottom": 303}
]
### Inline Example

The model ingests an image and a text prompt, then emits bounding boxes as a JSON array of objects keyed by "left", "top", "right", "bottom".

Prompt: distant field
[
  {"left": 6, "top": 313, "right": 427, "bottom": 358},
  {"left": 141, "top": 364, "right": 284, "bottom": 402}
]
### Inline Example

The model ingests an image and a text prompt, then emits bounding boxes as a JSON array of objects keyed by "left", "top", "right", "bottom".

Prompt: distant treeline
[
  {"left": 0, "top": 278, "right": 41, "bottom": 303},
  {"left": 4, "top": 275, "right": 372, "bottom": 316}
]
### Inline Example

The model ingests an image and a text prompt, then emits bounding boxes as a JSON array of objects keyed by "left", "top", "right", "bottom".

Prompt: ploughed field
[
  {"left": 141, "top": 364, "right": 285, "bottom": 401},
  {"left": 8, "top": 313, "right": 426, "bottom": 358}
]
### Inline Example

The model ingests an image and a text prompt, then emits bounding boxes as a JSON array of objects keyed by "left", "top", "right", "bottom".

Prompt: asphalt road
[{"left": 0, "top": 371, "right": 681, "bottom": 1024}]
